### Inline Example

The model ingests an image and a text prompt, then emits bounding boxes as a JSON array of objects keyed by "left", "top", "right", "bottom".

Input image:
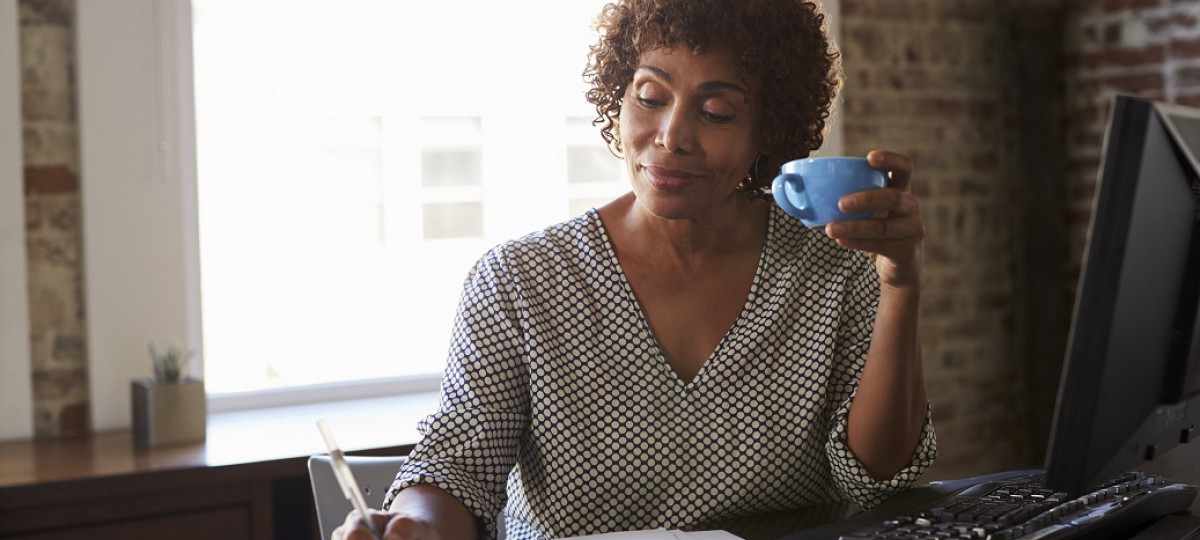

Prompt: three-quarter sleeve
[
  {"left": 822, "top": 252, "right": 938, "bottom": 510},
  {"left": 385, "top": 246, "right": 532, "bottom": 539}
]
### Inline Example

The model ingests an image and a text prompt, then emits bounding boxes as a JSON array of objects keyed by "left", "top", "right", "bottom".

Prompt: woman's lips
[{"left": 642, "top": 164, "right": 701, "bottom": 192}]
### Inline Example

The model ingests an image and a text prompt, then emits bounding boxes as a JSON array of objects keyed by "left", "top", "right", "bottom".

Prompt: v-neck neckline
[{"left": 589, "top": 205, "right": 776, "bottom": 390}]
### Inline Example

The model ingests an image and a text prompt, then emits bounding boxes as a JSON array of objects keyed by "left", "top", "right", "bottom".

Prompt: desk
[
  {"left": 5, "top": 401, "right": 1200, "bottom": 540},
  {"left": 700, "top": 444, "right": 1200, "bottom": 540},
  {"left": 0, "top": 394, "right": 432, "bottom": 539}
]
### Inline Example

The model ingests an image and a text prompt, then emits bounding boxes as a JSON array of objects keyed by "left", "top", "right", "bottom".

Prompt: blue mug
[{"left": 772, "top": 157, "right": 888, "bottom": 229}]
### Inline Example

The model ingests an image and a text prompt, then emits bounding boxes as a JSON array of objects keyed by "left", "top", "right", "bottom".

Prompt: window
[
  {"left": 565, "top": 117, "right": 627, "bottom": 216},
  {"left": 75, "top": 1, "right": 841, "bottom": 424},
  {"left": 192, "top": 0, "right": 623, "bottom": 396}
]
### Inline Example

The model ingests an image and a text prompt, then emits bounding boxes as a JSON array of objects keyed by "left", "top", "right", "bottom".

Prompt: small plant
[{"left": 148, "top": 343, "right": 196, "bottom": 384}]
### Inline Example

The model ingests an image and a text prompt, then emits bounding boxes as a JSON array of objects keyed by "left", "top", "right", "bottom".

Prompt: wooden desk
[
  {"left": 0, "top": 394, "right": 433, "bottom": 539},
  {"left": 6, "top": 394, "right": 1200, "bottom": 540}
]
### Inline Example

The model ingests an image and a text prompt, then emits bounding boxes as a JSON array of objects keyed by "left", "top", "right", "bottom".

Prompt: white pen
[{"left": 317, "top": 419, "right": 385, "bottom": 540}]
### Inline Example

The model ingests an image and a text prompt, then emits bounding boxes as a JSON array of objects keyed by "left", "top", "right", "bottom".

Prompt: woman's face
[{"left": 619, "top": 43, "right": 761, "bottom": 221}]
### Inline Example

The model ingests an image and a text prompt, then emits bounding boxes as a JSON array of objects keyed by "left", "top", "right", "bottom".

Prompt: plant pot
[{"left": 131, "top": 378, "right": 207, "bottom": 448}]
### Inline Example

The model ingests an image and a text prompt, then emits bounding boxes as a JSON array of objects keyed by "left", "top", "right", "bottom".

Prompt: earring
[
  {"left": 746, "top": 153, "right": 765, "bottom": 182},
  {"left": 737, "top": 153, "right": 767, "bottom": 195}
]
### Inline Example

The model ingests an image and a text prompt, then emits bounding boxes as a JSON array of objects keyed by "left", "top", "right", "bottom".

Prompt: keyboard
[{"left": 833, "top": 470, "right": 1197, "bottom": 540}]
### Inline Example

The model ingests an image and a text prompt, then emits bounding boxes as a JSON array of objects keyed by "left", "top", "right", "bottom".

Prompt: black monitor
[{"left": 1045, "top": 95, "right": 1200, "bottom": 495}]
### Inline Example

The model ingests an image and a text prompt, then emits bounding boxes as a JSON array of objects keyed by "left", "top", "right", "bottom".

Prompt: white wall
[
  {"left": 77, "top": 0, "right": 200, "bottom": 431},
  {"left": 0, "top": 0, "right": 33, "bottom": 441}
]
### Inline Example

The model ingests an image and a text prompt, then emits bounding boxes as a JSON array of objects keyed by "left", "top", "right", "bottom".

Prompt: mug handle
[{"left": 772, "top": 173, "right": 812, "bottom": 219}]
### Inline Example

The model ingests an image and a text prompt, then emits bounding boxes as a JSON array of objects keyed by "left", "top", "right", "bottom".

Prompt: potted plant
[{"left": 131, "top": 343, "right": 206, "bottom": 448}]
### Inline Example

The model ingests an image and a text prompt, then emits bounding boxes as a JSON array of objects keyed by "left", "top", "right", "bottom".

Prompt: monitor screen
[{"left": 1045, "top": 95, "right": 1200, "bottom": 495}]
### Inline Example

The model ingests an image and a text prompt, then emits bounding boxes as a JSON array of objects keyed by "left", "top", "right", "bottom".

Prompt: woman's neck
[{"left": 600, "top": 192, "right": 770, "bottom": 268}]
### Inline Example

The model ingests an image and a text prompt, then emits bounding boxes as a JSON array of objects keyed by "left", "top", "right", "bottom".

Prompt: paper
[
  {"left": 682, "top": 531, "right": 744, "bottom": 540},
  {"left": 560, "top": 529, "right": 744, "bottom": 540}
]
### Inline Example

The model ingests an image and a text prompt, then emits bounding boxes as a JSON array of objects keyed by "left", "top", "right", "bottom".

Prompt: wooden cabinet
[
  {"left": 0, "top": 431, "right": 412, "bottom": 539},
  {"left": 7, "top": 507, "right": 256, "bottom": 540}
]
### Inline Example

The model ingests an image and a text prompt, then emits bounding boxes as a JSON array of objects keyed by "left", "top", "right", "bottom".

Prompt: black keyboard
[{"left": 835, "top": 471, "right": 1197, "bottom": 540}]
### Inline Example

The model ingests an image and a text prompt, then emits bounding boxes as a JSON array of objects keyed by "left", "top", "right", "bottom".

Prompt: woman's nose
[{"left": 654, "top": 106, "right": 695, "bottom": 154}]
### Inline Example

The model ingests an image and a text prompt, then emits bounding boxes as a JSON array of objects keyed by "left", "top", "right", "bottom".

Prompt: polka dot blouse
[{"left": 385, "top": 203, "right": 937, "bottom": 539}]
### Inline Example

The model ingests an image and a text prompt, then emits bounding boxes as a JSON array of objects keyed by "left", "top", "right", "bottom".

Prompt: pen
[{"left": 317, "top": 419, "right": 385, "bottom": 540}]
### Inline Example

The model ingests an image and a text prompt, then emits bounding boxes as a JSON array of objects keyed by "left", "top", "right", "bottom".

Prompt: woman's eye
[
  {"left": 702, "top": 110, "right": 734, "bottom": 124},
  {"left": 637, "top": 96, "right": 664, "bottom": 108}
]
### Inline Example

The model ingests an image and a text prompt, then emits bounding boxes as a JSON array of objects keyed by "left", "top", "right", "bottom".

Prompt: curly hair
[{"left": 583, "top": 0, "right": 842, "bottom": 197}]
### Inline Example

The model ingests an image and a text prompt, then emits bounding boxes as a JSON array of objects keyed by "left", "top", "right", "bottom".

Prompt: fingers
[
  {"left": 826, "top": 215, "right": 923, "bottom": 242},
  {"left": 839, "top": 187, "right": 918, "bottom": 217},
  {"left": 866, "top": 149, "right": 913, "bottom": 191},
  {"left": 334, "top": 510, "right": 395, "bottom": 540}
]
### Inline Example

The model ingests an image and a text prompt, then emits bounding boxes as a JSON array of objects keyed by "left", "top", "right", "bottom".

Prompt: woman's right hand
[{"left": 332, "top": 510, "right": 443, "bottom": 540}]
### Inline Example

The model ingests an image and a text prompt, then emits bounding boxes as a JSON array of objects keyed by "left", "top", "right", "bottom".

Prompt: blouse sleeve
[
  {"left": 384, "top": 245, "right": 532, "bottom": 539},
  {"left": 823, "top": 251, "right": 938, "bottom": 510}
]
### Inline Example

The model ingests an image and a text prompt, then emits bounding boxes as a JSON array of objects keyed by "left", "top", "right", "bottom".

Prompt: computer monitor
[{"left": 1045, "top": 95, "right": 1200, "bottom": 495}]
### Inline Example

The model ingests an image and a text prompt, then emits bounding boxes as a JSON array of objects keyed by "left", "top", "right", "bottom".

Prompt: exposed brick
[
  {"left": 1177, "top": 91, "right": 1200, "bottom": 108},
  {"left": 967, "top": 99, "right": 1000, "bottom": 121},
  {"left": 25, "top": 198, "right": 41, "bottom": 232},
  {"left": 1174, "top": 11, "right": 1199, "bottom": 28},
  {"left": 1103, "top": 22, "right": 1122, "bottom": 45},
  {"left": 841, "top": 0, "right": 929, "bottom": 20},
  {"left": 18, "top": 0, "right": 72, "bottom": 26},
  {"left": 52, "top": 333, "right": 83, "bottom": 364},
  {"left": 32, "top": 366, "right": 87, "bottom": 400},
  {"left": 1082, "top": 23, "right": 1099, "bottom": 45},
  {"left": 20, "top": 25, "right": 75, "bottom": 123},
  {"left": 1170, "top": 38, "right": 1200, "bottom": 59},
  {"left": 842, "top": 0, "right": 1037, "bottom": 477},
  {"left": 1098, "top": 72, "right": 1165, "bottom": 93},
  {"left": 23, "top": 164, "right": 76, "bottom": 194},
  {"left": 1091, "top": 45, "right": 1166, "bottom": 67},
  {"left": 1141, "top": 9, "right": 1200, "bottom": 35},
  {"left": 22, "top": 123, "right": 79, "bottom": 168},
  {"left": 970, "top": 152, "right": 1000, "bottom": 170},
  {"left": 937, "top": 1, "right": 992, "bottom": 22},
  {"left": 1177, "top": 65, "right": 1200, "bottom": 87},
  {"left": 27, "top": 236, "right": 81, "bottom": 269},
  {"left": 1147, "top": 14, "right": 1172, "bottom": 33},
  {"left": 46, "top": 196, "right": 77, "bottom": 231},
  {"left": 913, "top": 97, "right": 965, "bottom": 117},
  {"left": 980, "top": 293, "right": 1011, "bottom": 309},
  {"left": 1103, "top": 0, "right": 1163, "bottom": 12}
]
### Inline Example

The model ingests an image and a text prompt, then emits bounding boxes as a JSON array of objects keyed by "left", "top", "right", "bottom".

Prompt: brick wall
[
  {"left": 837, "top": 0, "right": 1200, "bottom": 481},
  {"left": 1062, "top": 0, "right": 1200, "bottom": 296},
  {"left": 840, "top": 0, "right": 1035, "bottom": 479},
  {"left": 19, "top": 0, "right": 88, "bottom": 437}
]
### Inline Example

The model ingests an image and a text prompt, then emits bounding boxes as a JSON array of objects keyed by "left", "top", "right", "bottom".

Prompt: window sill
[
  {"left": 0, "top": 391, "right": 437, "bottom": 489},
  {"left": 205, "top": 391, "right": 437, "bottom": 465}
]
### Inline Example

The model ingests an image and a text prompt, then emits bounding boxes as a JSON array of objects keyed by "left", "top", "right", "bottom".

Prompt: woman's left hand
[{"left": 824, "top": 149, "right": 924, "bottom": 289}]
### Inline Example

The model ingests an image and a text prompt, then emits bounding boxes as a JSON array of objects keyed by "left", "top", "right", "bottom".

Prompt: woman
[{"left": 338, "top": 1, "right": 935, "bottom": 538}]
